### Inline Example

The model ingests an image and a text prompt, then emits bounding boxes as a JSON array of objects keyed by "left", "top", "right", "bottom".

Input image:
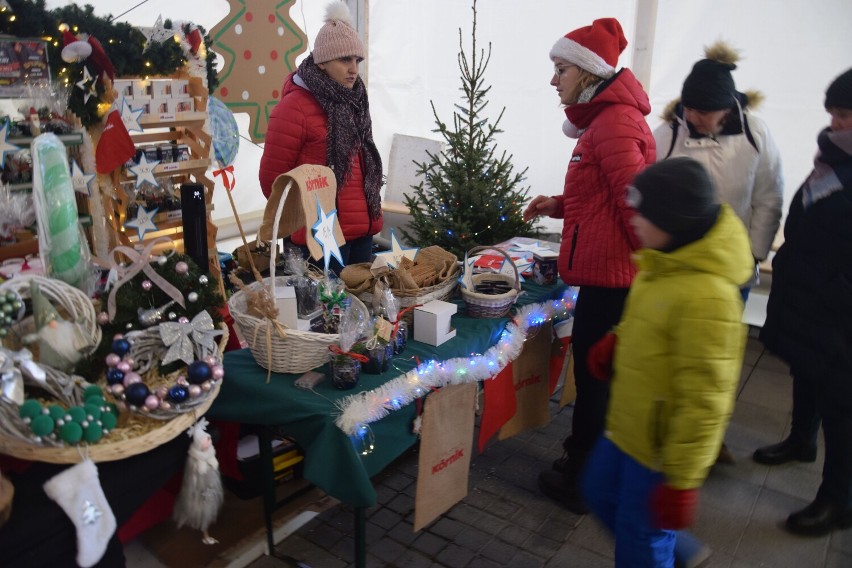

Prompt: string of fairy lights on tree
[{"left": 0, "top": 0, "right": 218, "bottom": 95}]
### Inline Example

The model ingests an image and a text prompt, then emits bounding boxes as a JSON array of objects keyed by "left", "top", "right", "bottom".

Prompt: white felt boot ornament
[{"left": 43, "top": 459, "right": 117, "bottom": 568}]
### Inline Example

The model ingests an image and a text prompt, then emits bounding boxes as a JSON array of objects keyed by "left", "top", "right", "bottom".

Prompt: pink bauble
[
  {"left": 201, "top": 381, "right": 212, "bottom": 392},
  {"left": 160, "top": 401, "right": 172, "bottom": 410},
  {"left": 97, "top": 312, "right": 110, "bottom": 325},
  {"left": 212, "top": 365, "right": 225, "bottom": 380},
  {"left": 105, "top": 353, "right": 121, "bottom": 367},
  {"left": 203, "top": 355, "right": 217, "bottom": 366},
  {"left": 116, "top": 361, "right": 132, "bottom": 373},
  {"left": 175, "top": 261, "right": 189, "bottom": 275},
  {"left": 113, "top": 333, "right": 124, "bottom": 340},
  {"left": 178, "top": 316, "right": 190, "bottom": 324},
  {"left": 176, "top": 375, "right": 189, "bottom": 386},
  {"left": 156, "top": 386, "right": 169, "bottom": 399},
  {"left": 125, "top": 357, "right": 135, "bottom": 368},
  {"left": 188, "top": 385, "right": 202, "bottom": 398},
  {"left": 141, "top": 279, "right": 153, "bottom": 291},
  {"left": 110, "top": 384, "right": 125, "bottom": 396},
  {"left": 123, "top": 371, "right": 142, "bottom": 387},
  {"left": 144, "top": 395, "right": 160, "bottom": 410}
]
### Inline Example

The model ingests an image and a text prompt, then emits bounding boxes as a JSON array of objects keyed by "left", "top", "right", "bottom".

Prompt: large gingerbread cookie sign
[{"left": 209, "top": 0, "right": 307, "bottom": 142}]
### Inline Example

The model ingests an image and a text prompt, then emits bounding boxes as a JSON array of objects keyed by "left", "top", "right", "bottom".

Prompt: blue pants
[{"left": 583, "top": 436, "right": 675, "bottom": 567}]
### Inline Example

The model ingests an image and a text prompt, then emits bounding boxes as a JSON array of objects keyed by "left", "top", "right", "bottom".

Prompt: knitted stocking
[{"left": 43, "top": 460, "right": 117, "bottom": 568}]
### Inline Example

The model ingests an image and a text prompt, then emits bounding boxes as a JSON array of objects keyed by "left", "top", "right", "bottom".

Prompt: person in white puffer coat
[{"left": 654, "top": 41, "right": 783, "bottom": 287}]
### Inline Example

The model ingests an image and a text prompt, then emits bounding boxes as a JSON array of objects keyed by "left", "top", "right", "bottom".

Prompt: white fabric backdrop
[{"left": 45, "top": 0, "right": 852, "bottom": 238}]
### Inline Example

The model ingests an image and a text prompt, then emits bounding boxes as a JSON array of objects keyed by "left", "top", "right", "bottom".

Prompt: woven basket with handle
[
  {"left": 228, "top": 170, "right": 366, "bottom": 374},
  {"left": 460, "top": 246, "right": 521, "bottom": 318}
]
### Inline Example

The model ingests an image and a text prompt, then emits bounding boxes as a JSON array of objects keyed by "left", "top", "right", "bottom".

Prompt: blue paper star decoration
[
  {"left": 0, "top": 122, "right": 20, "bottom": 169},
  {"left": 119, "top": 96, "right": 144, "bottom": 132},
  {"left": 125, "top": 204, "right": 160, "bottom": 240},
  {"left": 70, "top": 159, "right": 96, "bottom": 196},
  {"left": 311, "top": 195, "right": 343, "bottom": 272},
  {"left": 374, "top": 228, "right": 419, "bottom": 269},
  {"left": 128, "top": 154, "right": 160, "bottom": 189}
]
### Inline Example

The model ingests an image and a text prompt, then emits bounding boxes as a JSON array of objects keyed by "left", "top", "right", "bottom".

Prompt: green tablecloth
[{"left": 209, "top": 281, "right": 567, "bottom": 507}]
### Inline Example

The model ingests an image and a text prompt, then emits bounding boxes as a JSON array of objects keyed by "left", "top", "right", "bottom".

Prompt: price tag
[
  {"left": 375, "top": 317, "right": 394, "bottom": 343},
  {"left": 161, "top": 162, "right": 180, "bottom": 172}
]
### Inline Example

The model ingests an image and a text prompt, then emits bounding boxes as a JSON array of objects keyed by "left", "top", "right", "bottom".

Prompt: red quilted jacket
[
  {"left": 258, "top": 73, "right": 382, "bottom": 245},
  {"left": 550, "top": 69, "right": 656, "bottom": 288}
]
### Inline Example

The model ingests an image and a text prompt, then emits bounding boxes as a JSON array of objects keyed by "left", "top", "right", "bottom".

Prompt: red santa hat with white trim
[{"left": 549, "top": 18, "right": 627, "bottom": 79}]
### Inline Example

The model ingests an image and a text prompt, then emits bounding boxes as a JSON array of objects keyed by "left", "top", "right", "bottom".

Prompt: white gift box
[
  {"left": 127, "top": 98, "right": 150, "bottom": 115},
  {"left": 274, "top": 286, "right": 299, "bottom": 329},
  {"left": 168, "top": 98, "right": 194, "bottom": 114},
  {"left": 414, "top": 300, "right": 457, "bottom": 346},
  {"left": 171, "top": 79, "right": 189, "bottom": 97},
  {"left": 150, "top": 79, "right": 172, "bottom": 98},
  {"left": 113, "top": 79, "right": 133, "bottom": 99},
  {"left": 131, "top": 79, "right": 151, "bottom": 99}
]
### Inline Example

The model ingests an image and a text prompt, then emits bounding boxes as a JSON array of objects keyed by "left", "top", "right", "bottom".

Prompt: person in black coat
[{"left": 754, "top": 67, "right": 852, "bottom": 536}]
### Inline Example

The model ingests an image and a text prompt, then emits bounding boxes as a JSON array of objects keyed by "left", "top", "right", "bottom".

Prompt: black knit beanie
[
  {"left": 681, "top": 59, "right": 738, "bottom": 111},
  {"left": 825, "top": 68, "right": 852, "bottom": 110},
  {"left": 629, "top": 157, "right": 720, "bottom": 251}
]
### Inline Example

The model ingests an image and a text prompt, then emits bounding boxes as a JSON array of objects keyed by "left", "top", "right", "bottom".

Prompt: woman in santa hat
[{"left": 523, "top": 18, "right": 655, "bottom": 514}]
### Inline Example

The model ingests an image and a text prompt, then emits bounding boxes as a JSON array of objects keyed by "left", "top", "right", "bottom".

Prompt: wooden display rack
[{"left": 104, "top": 76, "right": 224, "bottom": 295}]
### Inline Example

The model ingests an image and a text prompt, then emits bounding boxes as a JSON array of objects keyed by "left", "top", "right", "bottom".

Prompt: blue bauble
[
  {"left": 168, "top": 384, "right": 189, "bottom": 403},
  {"left": 111, "top": 338, "right": 131, "bottom": 357},
  {"left": 106, "top": 368, "right": 125, "bottom": 385},
  {"left": 187, "top": 361, "right": 213, "bottom": 385},
  {"left": 125, "top": 382, "right": 151, "bottom": 407}
]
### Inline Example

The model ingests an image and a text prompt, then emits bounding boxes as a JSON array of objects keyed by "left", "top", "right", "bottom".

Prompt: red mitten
[
  {"left": 587, "top": 332, "right": 617, "bottom": 380},
  {"left": 651, "top": 484, "right": 699, "bottom": 530}
]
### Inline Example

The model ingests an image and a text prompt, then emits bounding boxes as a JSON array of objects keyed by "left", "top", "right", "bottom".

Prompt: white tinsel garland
[{"left": 334, "top": 291, "right": 574, "bottom": 436}]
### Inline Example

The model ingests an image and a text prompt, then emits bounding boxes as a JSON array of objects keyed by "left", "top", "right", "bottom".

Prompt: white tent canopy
[{"left": 45, "top": 0, "right": 852, "bottom": 238}]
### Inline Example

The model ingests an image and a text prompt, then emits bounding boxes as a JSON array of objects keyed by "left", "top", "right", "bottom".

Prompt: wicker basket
[
  {"left": 0, "top": 274, "right": 102, "bottom": 355},
  {"left": 229, "top": 173, "right": 359, "bottom": 375},
  {"left": 0, "top": 381, "right": 221, "bottom": 464},
  {"left": 460, "top": 246, "right": 521, "bottom": 318},
  {"left": 353, "top": 262, "right": 460, "bottom": 326}
]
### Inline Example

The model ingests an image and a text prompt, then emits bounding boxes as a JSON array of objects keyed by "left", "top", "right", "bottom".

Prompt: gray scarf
[
  {"left": 803, "top": 127, "right": 852, "bottom": 209},
  {"left": 297, "top": 55, "right": 383, "bottom": 220}
]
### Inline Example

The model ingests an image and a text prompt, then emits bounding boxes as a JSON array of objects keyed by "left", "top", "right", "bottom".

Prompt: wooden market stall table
[{"left": 207, "top": 281, "right": 567, "bottom": 565}]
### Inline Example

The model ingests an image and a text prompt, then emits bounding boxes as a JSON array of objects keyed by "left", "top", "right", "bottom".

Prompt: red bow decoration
[
  {"left": 391, "top": 304, "right": 421, "bottom": 336},
  {"left": 328, "top": 344, "right": 370, "bottom": 363},
  {"left": 213, "top": 165, "right": 236, "bottom": 191},
  {"left": 183, "top": 23, "right": 203, "bottom": 56}
]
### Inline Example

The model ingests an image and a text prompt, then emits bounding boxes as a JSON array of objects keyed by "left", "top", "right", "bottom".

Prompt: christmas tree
[{"left": 401, "top": 0, "right": 539, "bottom": 257}]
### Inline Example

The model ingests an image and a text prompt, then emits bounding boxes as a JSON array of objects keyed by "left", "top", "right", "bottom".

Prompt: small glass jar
[
  {"left": 331, "top": 355, "right": 360, "bottom": 390},
  {"left": 294, "top": 277, "right": 319, "bottom": 317},
  {"left": 363, "top": 343, "right": 392, "bottom": 375},
  {"left": 394, "top": 320, "right": 408, "bottom": 355}
]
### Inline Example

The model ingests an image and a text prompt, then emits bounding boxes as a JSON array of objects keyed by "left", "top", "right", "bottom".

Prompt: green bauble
[
  {"left": 31, "top": 414, "right": 55, "bottom": 437},
  {"left": 67, "top": 406, "right": 86, "bottom": 423},
  {"left": 100, "top": 412, "right": 117, "bottom": 431},
  {"left": 47, "top": 405, "right": 66, "bottom": 421},
  {"left": 83, "top": 385, "right": 103, "bottom": 399},
  {"left": 59, "top": 421, "right": 83, "bottom": 444},
  {"left": 84, "top": 403, "right": 102, "bottom": 420},
  {"left": 19, "top": 399, "right": 42, "bottom": 420},
  {"left": 83, "top": 421, "right": 103, "bottom": 443}
]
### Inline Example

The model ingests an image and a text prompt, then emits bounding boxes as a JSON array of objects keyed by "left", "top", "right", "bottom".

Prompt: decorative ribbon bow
[
  {"left": 320, "top": 289, "right": 347, "bottom": 310},
  {"left": 391, "top": 304, "right": 421, "bottom": 336},
  {"left": 159, "top": 311, "right": 223, "bottom": 366},
  {"left": 213, "top": 164, "right": 236, "bottom": 191},
  {"left": 328, "top": 344, "right": 369, "bottom": 363},
  {"left": 107, "top": 237, "right": 186, "bottom": 321},
  {"left": 0, "top": 348, "right": 47, "bottom": 405}
]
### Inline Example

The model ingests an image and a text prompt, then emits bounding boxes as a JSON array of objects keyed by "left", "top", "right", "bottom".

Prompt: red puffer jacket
[
  {"left": 259, "top": 73, "right": 381, "bottom": 245},
  {"left": 550, "top": 69, "right": 655, "bottom": 288}
]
